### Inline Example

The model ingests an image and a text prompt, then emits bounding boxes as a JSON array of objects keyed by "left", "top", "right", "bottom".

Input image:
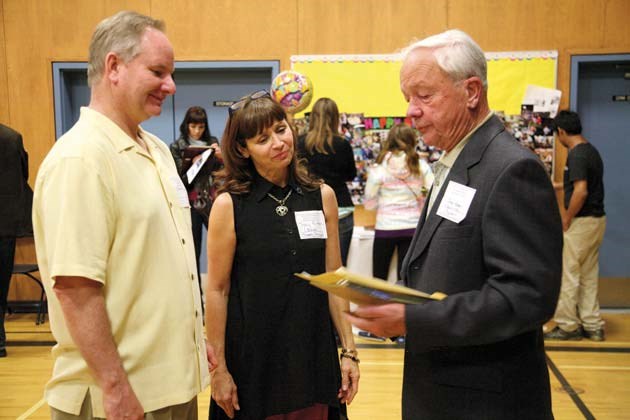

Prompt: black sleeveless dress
[{"left": 209, "top": 174, "right": 347, "bottom": 420}]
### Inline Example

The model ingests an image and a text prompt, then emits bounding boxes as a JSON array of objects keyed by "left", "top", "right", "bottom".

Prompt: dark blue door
[{"left": 575, "top": 57, "right": 630, "bottom": 277}]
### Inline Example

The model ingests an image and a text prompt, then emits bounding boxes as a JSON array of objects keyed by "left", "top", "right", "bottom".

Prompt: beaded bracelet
[{"left": 340, "top": 348, "right": 360, "bottom": 363}]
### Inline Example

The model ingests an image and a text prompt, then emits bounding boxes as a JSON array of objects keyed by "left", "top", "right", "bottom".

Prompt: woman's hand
[
  {"left": 210, "top": 143, "right": 223, "bottom": 161},
  {"left": 337, "top": 356, "right": 360, "bottom": 404},
  {"left": 210, "top": 368, "right": 240, "bottom": 418}
]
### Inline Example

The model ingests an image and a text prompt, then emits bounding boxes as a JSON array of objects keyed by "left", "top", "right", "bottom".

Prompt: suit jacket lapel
[{"left": 403, "top": 116, "right": 506, "bottom": 268}]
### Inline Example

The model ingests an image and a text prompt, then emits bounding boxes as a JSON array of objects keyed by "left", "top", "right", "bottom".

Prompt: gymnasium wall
[
  {"left": 1, "top": 0, "right": 629, "bottom": 300},
  {"left": 1, "top": 0, "right": 629, "bottom": 185}
]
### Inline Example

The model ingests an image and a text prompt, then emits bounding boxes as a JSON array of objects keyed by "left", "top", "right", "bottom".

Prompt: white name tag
[
  {"left": 436, "top": 181, "right": 476, "bottom": 223},
  {"left": 294, "top": 210, "right": 328, "bottom": 239},
  {"left": 170, "top": 175, "right": 190, "bottom": 207}
]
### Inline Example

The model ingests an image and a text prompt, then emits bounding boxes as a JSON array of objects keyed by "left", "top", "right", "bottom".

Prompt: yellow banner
[{"left": 292, "top": 53, "right": 556, "bottom": 117}]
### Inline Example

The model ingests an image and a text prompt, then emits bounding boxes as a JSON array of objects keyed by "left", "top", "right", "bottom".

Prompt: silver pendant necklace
[{"left": 267, "top": 189, "right": 293, "bottom": 216}]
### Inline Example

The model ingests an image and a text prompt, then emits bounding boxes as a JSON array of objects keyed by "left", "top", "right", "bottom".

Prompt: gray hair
[
  {"left": 402, "top": 29, "right": 488, "bottom": 90},
  {"left": 87, "top": 11, "right": 165, "bottom": 87}
]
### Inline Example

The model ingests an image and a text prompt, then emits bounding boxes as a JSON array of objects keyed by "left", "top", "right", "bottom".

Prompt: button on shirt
[{"left": 33, "top": 107, "right": 209, "bottom": 417}]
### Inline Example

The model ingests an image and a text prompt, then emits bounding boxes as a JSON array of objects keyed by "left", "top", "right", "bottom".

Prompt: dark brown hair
[
  {"left": 216, "top": 96, "right": 320, "bottom": 194},
  {"left": 179, "top": 106, "right": 212, "bottom": 141},
  {"left": 304, "top": 97, "right": 340, "bottom": 154}
]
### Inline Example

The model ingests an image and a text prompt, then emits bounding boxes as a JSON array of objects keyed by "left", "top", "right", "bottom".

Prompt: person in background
[
  {"left": 297, "top": 97, "right": 357, "bottom": 265},
  {"left": 364, "top": 123, "right": 433, "bottom": 282},
  {"left": 33, "top": 11, "right": 209, "bottom": 419},
  {"left": 0, "top": 123, "right": 32, "bottom": 358},
  {"left": 545, "top": 110, "right": 606, "bottom": 341},
  {"left": 205, "top": 91, "right": 359, "bottom": 420},
  {"left": 171, "top": 106, "right": 222, "bottom": 295},
  {"left": 346, "top": 29, "right": 562, "bottom": 419}
]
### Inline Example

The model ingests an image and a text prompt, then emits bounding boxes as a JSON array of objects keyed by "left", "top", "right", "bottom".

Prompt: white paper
[
  {"left": 522, "top": 85, "right": 562, "bottom": 117},
  {"left": 294, "top": 210, "right": 328, "bottom": 239},
  {"left": 186, "top": 148, "right": 214, "bottom": 184},
  {"left": 170, "top": 175, "right": 190, "bottom": 207},
  {"left": 436, "top": 181, "right": 476, "bottom": 224}
]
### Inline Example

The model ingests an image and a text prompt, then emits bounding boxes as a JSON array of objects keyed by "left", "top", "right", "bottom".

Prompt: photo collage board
[{"left": 294, "top": 108, "right": 555, "bottom": 205}]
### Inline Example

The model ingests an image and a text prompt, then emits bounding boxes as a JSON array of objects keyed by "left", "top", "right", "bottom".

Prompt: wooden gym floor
[{"left": 1, "top": 312, "right": 629, "bottom": 420}]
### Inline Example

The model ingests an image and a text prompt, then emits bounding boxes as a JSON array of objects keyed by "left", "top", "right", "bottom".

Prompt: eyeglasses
[{"left": 228, "top": 90, "right": 271, "bottom": 116}]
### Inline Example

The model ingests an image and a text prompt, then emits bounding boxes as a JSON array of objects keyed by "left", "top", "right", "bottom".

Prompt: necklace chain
[{"left": 267, "top": 189, "right": 292, "bottom": 216}]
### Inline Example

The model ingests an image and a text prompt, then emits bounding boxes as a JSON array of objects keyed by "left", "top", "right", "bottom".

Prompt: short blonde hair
[{"left": 87, "top": 11, "right": 165, "bottom": 86}]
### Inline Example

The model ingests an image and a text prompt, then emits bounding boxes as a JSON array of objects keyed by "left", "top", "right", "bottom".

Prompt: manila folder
[{"left": 295, "top": 267, "right": 446, "bottom": 305}]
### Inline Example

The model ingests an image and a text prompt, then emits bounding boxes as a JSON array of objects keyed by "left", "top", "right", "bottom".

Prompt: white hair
[{"left": 402, "top": 29, "right": 488, "bottom": 90}]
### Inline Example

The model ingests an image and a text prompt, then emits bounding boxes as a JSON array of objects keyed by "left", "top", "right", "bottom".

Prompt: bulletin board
[{"left": 291, "top": 50, "right": 557, "bottom": 117}]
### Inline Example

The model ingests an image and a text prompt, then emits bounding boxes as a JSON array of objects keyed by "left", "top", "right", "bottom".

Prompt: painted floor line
[
  {"left": 558, "top": 365, "right": 630, "bottom": 371},
  {"left": 17, "top": 397, "right": 46, "bottom": 420}
]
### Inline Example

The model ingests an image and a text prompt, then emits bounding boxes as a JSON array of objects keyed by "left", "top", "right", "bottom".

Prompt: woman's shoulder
[
  {"left": 330, "top": 135, "right": 352, "bottom": 152},
  {"left": 171, "top": 136, "right": 188, "bottom": 150}
]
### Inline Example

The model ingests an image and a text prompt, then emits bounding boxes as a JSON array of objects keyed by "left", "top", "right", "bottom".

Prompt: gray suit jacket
[
  {"left": 0, "top": 124, "right": 32, "bottom": 237},
  {"left": 400, "top": 116, "right": 562, "bottom": 419}
]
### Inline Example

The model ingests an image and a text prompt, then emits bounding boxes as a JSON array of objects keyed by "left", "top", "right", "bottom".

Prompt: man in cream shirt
[{"left": 33, "top": 11, "right": 210, "bottom": 420}]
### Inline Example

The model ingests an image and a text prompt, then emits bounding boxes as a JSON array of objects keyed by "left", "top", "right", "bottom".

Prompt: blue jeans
[{"left": 338, "top": 213, "right": 354, "bottom": 266}]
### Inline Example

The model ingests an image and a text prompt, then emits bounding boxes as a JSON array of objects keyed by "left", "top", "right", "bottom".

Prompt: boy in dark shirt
[{"left": 545, "top": 110, "right": 607, "bottom": 341}]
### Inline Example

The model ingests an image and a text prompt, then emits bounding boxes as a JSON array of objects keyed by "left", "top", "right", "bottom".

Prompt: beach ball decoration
[{"left": 270, "top": 70, "right": 313, "bottom": 114}]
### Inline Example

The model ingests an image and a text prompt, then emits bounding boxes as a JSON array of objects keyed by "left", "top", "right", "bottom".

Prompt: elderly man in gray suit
[{"left": 348, "top": 30, "right": 562, "bottom": 419}]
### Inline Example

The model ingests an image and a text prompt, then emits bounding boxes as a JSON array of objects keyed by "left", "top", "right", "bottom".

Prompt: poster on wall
[
  {"left": 498, "top": 106, "right": 556, "bottom": 177},
  {"left": 296, "top": 113, "right": 437, "bottom": 205},
  {"left": 292, "top": 52, "right": 559, "bottom": 203},
  {"left": 295, "top": 110, "right": 556, "bottom": 205}
]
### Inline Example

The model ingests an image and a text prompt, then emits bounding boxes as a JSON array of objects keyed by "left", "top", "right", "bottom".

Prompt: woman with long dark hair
[
  {"left": 205, "top": 92, "right": 359, "bottom": 420},
  {"left": 297, "top": 98, "right": 357, "bottom": 266}
]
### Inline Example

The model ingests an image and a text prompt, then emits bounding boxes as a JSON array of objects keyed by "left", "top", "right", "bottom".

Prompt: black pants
[
  {"left": 0, "top": 236, "right": 16, "bottom": 347},
  {"left": 338, "top": 213, "right": 354, "bottom": 266},
  {"left": 372, "top": 235, "right": 412, "bottom": 281}
]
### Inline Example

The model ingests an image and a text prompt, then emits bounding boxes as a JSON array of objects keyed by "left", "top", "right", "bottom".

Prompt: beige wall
[
  {"left": 1, "top": 0, "right": 629, "bottom": 185},
  {"left": 2, "top": 0, "right": 629, "bottom": 299}
]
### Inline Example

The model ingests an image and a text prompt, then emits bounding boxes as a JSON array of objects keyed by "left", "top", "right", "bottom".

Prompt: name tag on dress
[
  {"left": 436, "top": 181, "right": 476, "bottom": 223},
  {"left": 294, "top": 210, "right": 328, "bottom": 239}
]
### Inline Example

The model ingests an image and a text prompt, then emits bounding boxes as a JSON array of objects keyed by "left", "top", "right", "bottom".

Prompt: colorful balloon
[{"left": 270, "top": 70, "right": 313, "bottom": 113}]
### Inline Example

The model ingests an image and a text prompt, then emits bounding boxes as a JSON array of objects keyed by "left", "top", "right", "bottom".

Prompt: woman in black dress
[
  {"left": 297, "top": 98, "right": 356, "bottom": 266},
  {"left": 205, "top": 91, "right": 360, "bottom": 420}
]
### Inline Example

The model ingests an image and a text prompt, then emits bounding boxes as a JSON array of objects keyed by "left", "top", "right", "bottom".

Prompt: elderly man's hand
[{"left": 345, "top": 303, "right": 406, "bottom": 337}]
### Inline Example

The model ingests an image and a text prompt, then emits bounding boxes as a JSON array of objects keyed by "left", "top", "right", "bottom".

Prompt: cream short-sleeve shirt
[{"left": 33, "top": 107, "right": 209, "bottom": 417}]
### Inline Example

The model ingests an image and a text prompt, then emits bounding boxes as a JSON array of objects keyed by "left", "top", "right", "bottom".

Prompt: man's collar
[
  {"left": 438, "top": 111, "right": 493, "bottom": 168},
  {"left": 82, "top": 107, "right": 154, "bottom": 153}
]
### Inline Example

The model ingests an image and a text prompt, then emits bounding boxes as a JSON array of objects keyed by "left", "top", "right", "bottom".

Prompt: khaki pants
[
  {"left": 554, "top": 216, "right": 606, "bottom": 332},
  {"left": 50, "top": 391, "right": 198, "bottom": 420}
]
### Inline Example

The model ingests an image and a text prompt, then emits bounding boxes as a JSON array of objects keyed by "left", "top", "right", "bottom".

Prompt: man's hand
[
  {"left": 562, "top": 214, "right": 572, "bottom": 232},
  {"left": 210, "top": 143, "right": 222, "bottom": 161},
  {"left": 102, "top": 381, "right": 144, "bottom": 420},
  {"left": 345, "top": 303, "right": 406, "bottom": 337},
  {"left": 206, "top": 340, "right": 218, "bottom": 372}
]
